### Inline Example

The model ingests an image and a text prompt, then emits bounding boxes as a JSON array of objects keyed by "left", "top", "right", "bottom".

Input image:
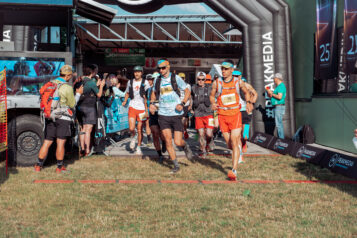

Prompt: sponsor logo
[
  {"left": 262, "top": 31, "right": 274, "bottom": 119},
  {"left": 273, "top": 139, "right": 289, "bottom": 150},
  {"left": 328, "top": 154, "right": 355, "bottom": 169},
  {"left": 296, "top": 146, "right": 317, "bottom": 159},
  {"left": 254, "top": 134, "right": 267, "bottom": 144}
]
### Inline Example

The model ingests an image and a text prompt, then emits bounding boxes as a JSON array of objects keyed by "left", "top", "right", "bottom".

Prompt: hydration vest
[
  {"left": 216, "top": 77, "right": 241, "bottom": 115},
  {"left": 129, "top": 78, "right": 147, "bottom": 100},
  {"left": 192, "top": 84, "right": 211, "bottom": 109},
  {"left": 154, "top": 73, "right": 180, "bottom": 99}
]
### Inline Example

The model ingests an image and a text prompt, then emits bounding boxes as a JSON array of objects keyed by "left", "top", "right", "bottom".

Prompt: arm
[
  {"left": 246, "top": 83, "right": 258, "bottom": 103},
  {"left": 122, "top": 82, "right": 130, "bottom": 106},
  {"left": 239, "top": 81, "right": 253, "bottom": 113},
  {"left": 210, "top": 81, "right": 218, "bottom": 111},
  {"left": 149, "top": 89, "right": 157, "bottom": 114}
]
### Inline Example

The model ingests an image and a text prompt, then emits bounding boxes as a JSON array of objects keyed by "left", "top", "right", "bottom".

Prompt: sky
[{"left": 109, "top": 3, "right": 217, "bottom": 16}]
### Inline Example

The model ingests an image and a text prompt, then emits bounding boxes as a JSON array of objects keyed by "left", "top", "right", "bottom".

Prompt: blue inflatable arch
[{"left": 112, "top": 0, "right": 295, "bottom": 137}]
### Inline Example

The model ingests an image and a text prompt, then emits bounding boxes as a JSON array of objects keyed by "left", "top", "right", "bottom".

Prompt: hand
[
  {"left": 103, "top": 73, "right": 109, "bottom": 79},
  {"left": 267, "top": 89, "right": 273, "bottom": 97},
  {"left": 144, "top": 111, "right": 149, "bottom": 118},
  {"left": 76, "top": 85, "right": 84, "bottom": 95},
  {"left": 211, "top": 103, "right": 218, "bottom": 111},
  {"left": 122, "top": 101, "right": 127, "bottom": 106},
  {"left": 188, "top": 105, "right": 192, "bottom": 111},
  {"left": 149, "top": 104, "right": 157, "bottom": 114},
  {"left": 100, "top": 79, "right": 106, "bottom": 87},
  {"left": 246, "top": 102, "right": 254, "bottom": 114},
  {"left": 176, "top": 104, "right": 183, "bottom": 112}
]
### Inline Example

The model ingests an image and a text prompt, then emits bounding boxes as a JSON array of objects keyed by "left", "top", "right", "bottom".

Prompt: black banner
[
  {"left": 250, "top": 132, "right": 274, "bottom": 149},
  {"left": 337, "top": 27, "right": 349, "bottom": 92},
  {"left": 315, "top": 0, "right": 338, "bottom": 80},
  {"left": 289, "top": 143, "right": 327, "bottom": 165},
  {"left": 344, "top": 0, "right": 357, "bottom": 75},
  {"left": 319, "top": 151, "right": 357, "bottom": 179},
  {"left": 267, "top": 137, "right": 294, "bottom": 155}
]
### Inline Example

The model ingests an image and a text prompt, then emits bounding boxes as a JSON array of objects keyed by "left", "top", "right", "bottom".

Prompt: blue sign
[
  {"left": 105, "top": 97, "right": 129, "bottom": 134},
  {"left": 0, "top": 0, "right": 73, "bottom": 6}
]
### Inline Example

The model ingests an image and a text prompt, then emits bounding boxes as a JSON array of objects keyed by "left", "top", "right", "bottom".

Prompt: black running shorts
[
  {"left": 158, "top": 115, "right": 183, "bottom": 132},
  {"left": 149, "top": 112, "right": 159, "bottom": 127},
  {"left": 241, "top": 111, "right": 252, "bottom": 125},
  {"left": 44, "top": 119, "right": 72, "bottom": 141}
]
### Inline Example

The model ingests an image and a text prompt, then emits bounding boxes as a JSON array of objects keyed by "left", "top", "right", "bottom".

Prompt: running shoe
[
  {"left": 170, "top": 166, "right": 180, "bottom": 174},
  {"left": 34, "top": 165, "right": 42, "bottom": 172},
  {"left": 135, "top": 146, "right": 142, "bottom": 155},
  {"left": 184, "top": 131, "right": 189, "bottom": 139},
  {"left": 228, "top": 170, "right": 237, "bottom": 181},
  {"left": 56, "top": 166, "right": 69, "bottom": 174},
  {"left": 184, "top": 144, "right": 193, "bottom": 161},
  {"left": 242, "top": 141, "right": 248, "bottom": 153},
  {"left": 158, "top": 155, "right": 164, "bottom": 164},
  {"left": 129, "top": 137, "right": 136, "bottom": 151},
  {"left": 161, "top": 142, "right": 167, "bottom": 154}
]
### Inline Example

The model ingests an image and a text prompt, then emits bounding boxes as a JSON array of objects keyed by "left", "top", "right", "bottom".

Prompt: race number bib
[
  {"left": 160, "top": 85, "right": 173, "bottom": 95},
  {"left": 221, "top": 93, "right": 237, "bottom": 106},
  {"left": 208, "top": 118, "right": 214, "bottom": 127},
  {"left": 139, "top": 112, "right": 147, "bottom": 120}
]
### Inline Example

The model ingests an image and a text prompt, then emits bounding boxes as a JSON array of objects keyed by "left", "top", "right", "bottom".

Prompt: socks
[
  {"left": 157, "top": 150, "right": 162, "bottom": 156},
  {"left": 173, "top": 159, "right": 179, "bottom": 168},
  {"left": 37, "top": 158, "right": 44, "bottom": 167},
  {"left": 57, "top": 160, "right": 64, "bottom": 169}
]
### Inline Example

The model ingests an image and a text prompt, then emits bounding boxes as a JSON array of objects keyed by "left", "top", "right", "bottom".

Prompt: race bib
[
  {"left": 139, "top": 112, "right": 147, "bottom": 120},
  {"left": 160, "top": 85, "right": 173, "bottom": 95},
  {"left": 208, "top": 118, "right": 214, "bottom": 127},
  {"left": 221, "top": 93, "right": 237, "bottom": 106}
]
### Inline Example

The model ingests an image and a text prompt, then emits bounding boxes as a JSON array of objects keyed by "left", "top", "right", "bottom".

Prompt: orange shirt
[{"left": 217, "top": 78, "right": 241, "bottom": 116}]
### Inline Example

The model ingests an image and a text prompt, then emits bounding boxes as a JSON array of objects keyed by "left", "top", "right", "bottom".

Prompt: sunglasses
[
  {"left": 221, "top": 67, "right": 230, "bottom": 71},
  {"left": 197, "top": 78, "right": 206, "bottom": 81},
  {"left": 157, "top": 66, "right": 167, "bottom": 70}
]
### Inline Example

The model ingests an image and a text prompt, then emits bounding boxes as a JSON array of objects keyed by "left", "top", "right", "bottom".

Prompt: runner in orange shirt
[{"left": 210, "top": 60, "right": 252, "bottom": 180}]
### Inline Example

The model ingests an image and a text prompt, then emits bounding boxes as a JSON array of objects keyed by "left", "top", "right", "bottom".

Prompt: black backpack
[
  {"left": 191, "top": 84, "right": 210, "bottom": 109},
  {"left": 154, "top": 73, "right": 180, "bottom": 99},
  {"left": 302, "top": 125, "right": 315, "bottom": 144},
  {"left": 129, "top": 78, "right": 147, "bottom": 100}
]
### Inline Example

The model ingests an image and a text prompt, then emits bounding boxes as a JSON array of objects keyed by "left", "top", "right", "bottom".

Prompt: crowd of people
[{"left": 34, "top": 58, "right": 287, "bottom": 181}]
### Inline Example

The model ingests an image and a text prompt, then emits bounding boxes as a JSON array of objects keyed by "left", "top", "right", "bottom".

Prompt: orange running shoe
[
  {"left": 228, "top": 170, "right": 237, "bottom": 181},
  {"left": 34, "top": 165, "right": 41, "bottom": 172},
  {"left": 56, "top": 166, "right": 68, "bottom": 174}
]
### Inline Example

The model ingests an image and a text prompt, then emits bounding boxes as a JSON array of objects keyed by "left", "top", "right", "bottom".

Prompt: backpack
[
  {"left": 40, "top": 80, "right": 66, "bottom": 120},
  {"left": 302, "top": 125, "right": 315, "bottom": 144},
  {"left": 154, "top": 73, "right": 180, "bottom": 99},
  {"left": 191, "top": 84, "right": 210, "bottom": 109},
  {"left": 129, "top": 78, "right": 146, "bottom": 100}
]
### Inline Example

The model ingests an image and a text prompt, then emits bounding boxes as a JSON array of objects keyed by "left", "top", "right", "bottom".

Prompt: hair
[
  {"left": 83, "top": 65, "right": 97, "bottom": 76},
  {"left": 73, "top": 81, "right": 83, "bottom": 93}
]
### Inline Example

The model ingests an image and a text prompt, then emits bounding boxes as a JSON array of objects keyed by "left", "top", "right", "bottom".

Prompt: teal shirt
[
  {"left": 271, "top": 82, "right": 286, "bottom": 106},
  {"left": 83, "top": 77, "right": 99, "bottom": 95}
]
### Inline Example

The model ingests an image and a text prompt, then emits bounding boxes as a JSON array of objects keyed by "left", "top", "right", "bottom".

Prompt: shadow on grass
[
  {"left": 192, "top": 154, "right": 228, "bottom": 176},
  {"left": 292, "top": 161, "right": 357, "bottom": 198},
  {"left": 0, "top": 151, "right": 18, "bottom": 188}
]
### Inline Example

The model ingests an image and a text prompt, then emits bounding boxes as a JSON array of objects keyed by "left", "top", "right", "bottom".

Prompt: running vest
[
  {"left": 240, "top": 89, "right": 247, "bottom": 111},
  {"left": 192, "top": 84, "right": 210, "bottom": 109},
  {"left": 216, "top": 77, "right": 241, "bottom": 116},
  {"left": 129, "top": 78, "right": 146, "bottom": 100},
  {"left": 154, "top": 73, "right": 180, "bottom": 99}
]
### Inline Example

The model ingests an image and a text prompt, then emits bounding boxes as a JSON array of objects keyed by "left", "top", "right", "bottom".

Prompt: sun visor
[{"left": 75, "top": 0, "right": 117, "bottom": 26}]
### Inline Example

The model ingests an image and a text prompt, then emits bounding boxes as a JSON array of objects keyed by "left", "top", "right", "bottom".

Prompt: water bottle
[{"left": 353, "top": 137, "right": 357, "bottom": 150}]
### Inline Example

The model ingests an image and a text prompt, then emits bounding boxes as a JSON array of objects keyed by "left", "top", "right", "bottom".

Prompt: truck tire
[{"left": 8, "top": 115, "right": 44, "bottom": 166}]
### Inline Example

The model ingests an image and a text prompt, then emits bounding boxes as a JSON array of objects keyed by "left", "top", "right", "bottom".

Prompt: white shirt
[{"left": 125, "top": 79, "right": 150, "bottom": 110}]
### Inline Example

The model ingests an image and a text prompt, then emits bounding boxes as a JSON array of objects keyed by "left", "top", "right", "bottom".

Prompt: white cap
[
  {"left": 274, "top": 73, "right": 283, "bottom": 80},
  {"left": 196, "top": 71, "right": 206, "bottom": 78}
]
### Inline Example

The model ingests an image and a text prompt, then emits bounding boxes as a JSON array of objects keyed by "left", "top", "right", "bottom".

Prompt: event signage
[
  {"left": 315, "top": 0, "right": 338, "bottom": 80},
  {"left": 337, "top": 28, "right": 348, "bottom": 92},
  {"left": 250, "top": 132, "right": 274, "bottom": 149},
  {"left": 105, "top": 97, "right": 129, "bottom": 134},
  {"left": 344, "top": 0, "right": 357, "bottom": 75},
  {"left": 289, "top": 142, "right": 326, "bottom": 165},
  {"left": 267, "top": 137, "right": 294, "bottom": 155},
  {"left": 104, "top": 48, "right": 145, "bottom": 66},
  {"left": 144, "top": 58, "right": 238, "bottom": 69},
  {"left": 319, "top": 151, "right": 357, "bottom": 179}
]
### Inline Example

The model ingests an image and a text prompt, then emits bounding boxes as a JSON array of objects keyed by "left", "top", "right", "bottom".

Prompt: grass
[{"left": 0, "top": 154, "right": 356, "bottom": 237}]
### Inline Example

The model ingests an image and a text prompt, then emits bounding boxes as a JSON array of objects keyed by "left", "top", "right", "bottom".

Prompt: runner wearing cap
[
  {"left": 150, "top": 59, "right": 193, "bottom": 173},
  {"left": 178, "top": 72, "right": 192, "bottom": 139},
  {"left": 122, "top": 66, "right": 150, "bottom": 155},
  {"left": 35, "top": 65, "right": 76, "bottom": 173},
  {"left": 191, "top": 71, "right": 214, "bottom": 157},
  {"left": 210, "top": 60, "right": 252, "bottom": 180}
]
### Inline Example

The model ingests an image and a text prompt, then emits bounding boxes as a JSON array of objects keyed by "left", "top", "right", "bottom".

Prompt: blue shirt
[{"left": 153, "top": 73, "right": 187, "bottom": 116}]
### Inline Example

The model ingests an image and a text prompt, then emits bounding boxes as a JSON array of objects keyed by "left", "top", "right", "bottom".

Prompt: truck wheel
[{"left": 8, "top": 115, "right": 44, "bottom": 166}]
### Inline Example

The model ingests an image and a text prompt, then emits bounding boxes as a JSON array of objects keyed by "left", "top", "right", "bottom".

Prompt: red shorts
[
  {"left": 195, "top": 115, "right": 214, "bottom": 130},
  {"left": 218, "top": 112, "right": 242, "bottom": 133},
  {"left": 128, "top": 107, "right": 147, "bottom": 122}
]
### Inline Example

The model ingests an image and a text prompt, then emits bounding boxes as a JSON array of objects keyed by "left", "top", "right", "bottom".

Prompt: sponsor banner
[
  {"left": 144, "top": 57, "right": 234, "bottom": 69},
  {"left": 289, "top": 143, "right": 326, "bottom": 165},
  {"left": 344, "top": 0, "right": 357, "bottom": 75},
  {"left": 315, "top": 0, "right": 338, "bottom": 80},
  {"left": 320, "top": 151, "right": 357, "bottom": 179},
  {"left": 249, "top": 132, "right": 274, "bottom": 149},
  {"left": 337, "top": 27, "right": 349, "bottom": 92},
  {"left": 105, "top": 97, "right": 129, "bottom": 134},
  {"left": 104, "top": 48, "right": 145, "bottom": 66},
  {"left": 268, "top": 137, "right": 294, "bottom": 155}
]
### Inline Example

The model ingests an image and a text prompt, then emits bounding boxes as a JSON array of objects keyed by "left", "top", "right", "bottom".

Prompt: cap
[
  {"left": 232, "top": 70, "right": 242, "bottom": 76},
  {"left": 152, "top": 72, "right": 160, "bottom": 78},
  {"left": 146, "top": 74, "right": 154, "bottom": 80},
  {"left": 221, "top": 60, "right": 234, "bottom": 68},
  {"left": 133, "top": 66, "right": 143, "bottom": 72},
  {"left": 241, "top": 77, "right": 247, "bottom": 82},
  {"left": 274, "top": 73, "right": 283, "bottom": 80},
  {"left": 206, "top": 74, "right": 212, "bottom": 80},
  {"left": 196, "top": 71, "right": 206, "bottom": 78},
  {"left": 178, "top": 72, "right": 186, "bottom": 78},
  {"left": 60, "top": 65, "right": 73, "bottom": 75}
]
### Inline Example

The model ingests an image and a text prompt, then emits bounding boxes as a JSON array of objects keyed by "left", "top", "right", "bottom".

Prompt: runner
[
  {"left": 210, "top": 60, "right": 252, "bottom": 180},
  {"left": 146, "top": 73, "right": 166, "bottom": 163},
  {"left": 122, "top": 66, "right": 150, "bottom": 155},
  {"left": 149, "top": 59, "right": 193, "bottom": 173},
  {"left": 178, "top": 72, "right": 191, "bottom": 139},
  {"left": 191, "top": 71, "right": 214, "bottom": 158}
]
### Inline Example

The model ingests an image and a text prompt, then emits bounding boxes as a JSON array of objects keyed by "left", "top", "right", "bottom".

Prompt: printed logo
[
  {"left": 273, "top": 139, "right": 289, "bottom": 150},
  {"left": 254, "top": 134, "right": 267, "bottom": 144},
  {"left": 328, "top": 154, "right": 355, "bottom": 170},
  {"left": 296, "top": 146, "right": 317, "bottom": 159}
]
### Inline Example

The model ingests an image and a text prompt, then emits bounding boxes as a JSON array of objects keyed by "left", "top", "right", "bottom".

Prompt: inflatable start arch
[{"left": 114, "top": 0, "right": 295, "bottom": 137}]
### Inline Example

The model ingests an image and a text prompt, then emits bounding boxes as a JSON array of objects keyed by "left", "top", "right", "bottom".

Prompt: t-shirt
[
  {"left": 153, "top": 73, "right": 187, "bottom": 116},
  {"left": 125, "top": 79, "right": 150, "bottom": 110},
  {"left": 271, "top": 82, "right": 286, "bottom": 106},
  {"left": 180, "top": 84, "right": 191, "bottom": 107},
  {"left": 193, "top": 85, "right": 213, "bottom": 117},
  {"left": 83, "top": 77, "right": 99, "bottom": 95},
  {"left": 112, "top": 86, "right": 125, "bottom": 98}
]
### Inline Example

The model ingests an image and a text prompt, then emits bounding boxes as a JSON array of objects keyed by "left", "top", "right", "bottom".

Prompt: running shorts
[{"left": 218, "top": 112, "right": 242, "bottom": 133}]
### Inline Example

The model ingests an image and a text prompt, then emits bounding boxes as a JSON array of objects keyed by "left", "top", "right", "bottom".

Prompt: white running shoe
[
  {"left": 129, "top": 137, "right": 136, "bottom": 151},
  {"left": 135, "top": 146, "right": 142, "bottom": 155},
  {"left": 238, "top": 146, "right": 244, "bottom": 164}
]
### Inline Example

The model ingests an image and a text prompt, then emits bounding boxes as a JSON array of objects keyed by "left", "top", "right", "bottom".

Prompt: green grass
[{"left": 0, "top": 154, "right": 356, "bottom": 237}]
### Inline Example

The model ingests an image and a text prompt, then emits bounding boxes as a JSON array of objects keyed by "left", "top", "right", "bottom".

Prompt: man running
[
  {"left": 122, "top": 66, "right": 150, "bottom": 155},
  {"left": 210, "top": 60, "right": 252, "bottom": 180},
  {"left": 191, "top": 71, "right": 214, "bottom": 158},
  {"left": 150, "top": 59, "right": 193, "bottom": 173}
]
